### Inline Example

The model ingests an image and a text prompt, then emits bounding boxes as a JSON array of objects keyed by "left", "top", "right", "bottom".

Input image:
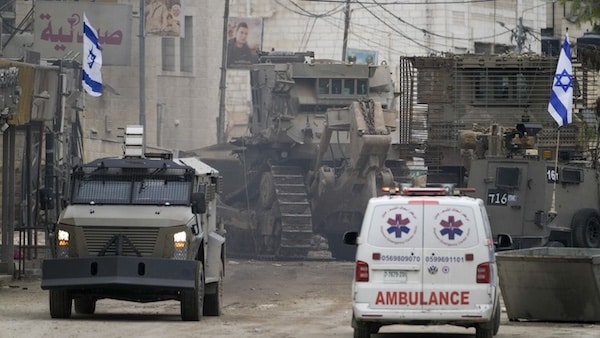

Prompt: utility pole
[
  {"left": 217, "top": 0, "right": 230, "bottom": 144},
  {"left": 341, "top": 0, "right": 351, "bottom": 62}
]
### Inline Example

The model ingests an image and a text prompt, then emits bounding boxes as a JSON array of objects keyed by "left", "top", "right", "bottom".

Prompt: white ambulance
[{"left": 344, "top": 186, "right": 511, "bottom": 338}]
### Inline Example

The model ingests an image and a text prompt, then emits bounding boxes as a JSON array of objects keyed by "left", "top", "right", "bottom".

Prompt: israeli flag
[
  {"left": 548, "top": 33, "right": 573, "bottom": 127},
  {"left": 82, "top": 13, "right": 103, "bottom": 97}
]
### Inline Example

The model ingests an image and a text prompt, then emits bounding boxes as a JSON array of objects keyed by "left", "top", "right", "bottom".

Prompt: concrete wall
[{"left": 80, "top": 0, "right": 225, "bottom": 160}]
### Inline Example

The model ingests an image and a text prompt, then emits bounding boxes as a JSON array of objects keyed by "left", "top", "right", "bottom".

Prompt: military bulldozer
[{"left": 197, "top": 52, "right": 407, "bottom": 260}]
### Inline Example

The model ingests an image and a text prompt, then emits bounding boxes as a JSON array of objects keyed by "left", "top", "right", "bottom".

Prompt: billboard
[
  {"left": 227, "top": 17, "right": 263, "bottom": 69},
  {"left": 33, "top": 2, "right": 132, "bottom": 66},
  {"left": 346, "top": 48, "right": 378, "bottom": 65},
  {"left": 145, "top": 0, "right": 184, "bottom": 38}
]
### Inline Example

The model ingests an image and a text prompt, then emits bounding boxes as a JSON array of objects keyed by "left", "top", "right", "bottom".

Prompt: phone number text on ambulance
[{"left": 381, "top": 255, "right": 421, "bottom": 262}]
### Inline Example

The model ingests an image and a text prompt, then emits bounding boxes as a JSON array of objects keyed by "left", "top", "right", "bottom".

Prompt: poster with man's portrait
[
  {"left": 227, "top": 17, "right": 263, "bottom": 69},
  {"left": 145, "top": 0, "right": 184, "bottom": 37}
]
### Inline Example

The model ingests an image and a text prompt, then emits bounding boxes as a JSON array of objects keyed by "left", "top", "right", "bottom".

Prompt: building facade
[{"left": 0, "top": 0, "right": 593, "bottom": 158}]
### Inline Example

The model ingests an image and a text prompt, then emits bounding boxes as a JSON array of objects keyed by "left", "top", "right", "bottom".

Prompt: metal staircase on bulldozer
[{"left": 270, "top": 165, "right": 314, "bottom": 258}]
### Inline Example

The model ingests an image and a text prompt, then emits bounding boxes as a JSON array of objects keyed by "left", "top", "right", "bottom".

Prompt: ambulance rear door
[
  {"left": 420, "top": 199, "right": 493, "bottom": 311},
  {"left": 362, "top": 199, "right": 425, "bottom": 310}
]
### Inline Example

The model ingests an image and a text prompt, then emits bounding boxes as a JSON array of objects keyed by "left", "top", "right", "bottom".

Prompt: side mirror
[
  {"left": 343, "top": 231, "right": 359, "bottom": 245},
  {"left": 191, "top": 192, "right": 206, "bottom": 214},
  {"left": 494, "top": 233, "right": 513, "bottom": 251}
]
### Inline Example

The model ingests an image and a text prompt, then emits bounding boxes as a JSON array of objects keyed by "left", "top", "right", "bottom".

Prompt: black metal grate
[{"left": 83, "top": 226, "right": 160, "bottom": 257}]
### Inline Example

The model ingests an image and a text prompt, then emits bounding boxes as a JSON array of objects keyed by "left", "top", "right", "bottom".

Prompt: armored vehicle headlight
[
  {"left": 57, "top": 230, "right": 70, "bottom": 258},
  {"left": 173, "top": 231, "right": 188, "bottom": 260},
  {"left": 58, "top": 229, "right": 69, "bottom": 241}
]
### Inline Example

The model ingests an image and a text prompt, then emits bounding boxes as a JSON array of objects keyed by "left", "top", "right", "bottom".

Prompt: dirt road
[{"left": 0, "top": 259, "right": 597, "bottom": 338}]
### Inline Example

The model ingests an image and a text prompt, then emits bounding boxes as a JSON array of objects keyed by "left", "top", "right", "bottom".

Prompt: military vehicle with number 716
[{"left": 465, "top": 121, "right": 600, "bottom": 249}]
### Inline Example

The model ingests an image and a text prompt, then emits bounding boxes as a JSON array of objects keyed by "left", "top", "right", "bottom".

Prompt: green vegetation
[{"left": 560, "top": 0, "right": 600, "bottom": 31}]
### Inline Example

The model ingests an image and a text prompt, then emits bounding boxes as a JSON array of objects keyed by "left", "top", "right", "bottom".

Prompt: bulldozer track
[{"left": 269, "top": 165, "right": 314, "bottom": 258}]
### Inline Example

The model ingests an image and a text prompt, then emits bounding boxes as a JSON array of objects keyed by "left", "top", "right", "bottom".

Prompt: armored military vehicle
[
  {"left": 203, "top": 52, "right": 407, "bottom": 260},
  {"left": 398, "top": 53, "right": 593, "bottom": 184},
  {"left": 465, "top": 120, "right": 600, "bottom": 249},
  {"left": 41, "top": 126, "right": 226, "bottom": 321},
  {"left": 396, "top": 52, "right": 600, "bottom": 249}
]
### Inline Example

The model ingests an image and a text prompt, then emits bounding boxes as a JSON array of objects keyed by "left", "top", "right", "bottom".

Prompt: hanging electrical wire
[
  {"left": 303, "top": 0, "right": 496, "bottom": 4},
  {"left": 274, "top": 0, "right": 346, "bottom": 18},
  {"left": 369, "top": 0, "right": 513, "bottom": 41},
  {"left": 355, "top": 1, "right": 442, "bottom": 54},
  {"left": 274, "top": 0, "right": 347, "bottom": 52},
  {"left": 320, "top": 14, "right": 409, "bottom": 56},
  {"left": 274, "top": 0, "right": 524, "bottom": 57},
  {"left": 299, "top": 17, "right": 319, "bottom": 52}
]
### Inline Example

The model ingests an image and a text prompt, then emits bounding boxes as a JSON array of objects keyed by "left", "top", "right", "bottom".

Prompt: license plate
[{"left": 383, "top": 270, "right": 407, "bottom": 283}]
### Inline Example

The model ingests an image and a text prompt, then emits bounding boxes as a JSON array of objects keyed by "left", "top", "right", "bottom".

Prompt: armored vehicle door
[{"left": 469, "top": 159, "right": 546, "bottom": 245}]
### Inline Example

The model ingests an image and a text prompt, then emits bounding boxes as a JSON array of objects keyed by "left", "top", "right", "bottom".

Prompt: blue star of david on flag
[
  {"left": 439, "top": 216, "right": 463, "bottom": 240},
  {"left": 548, "top": 33, "right": 572, "bottom": 127},
  {"left": 82, "top": 13, "right": 103, "bottom": 97},
  {"left": 386, "top": 214, "right": 410, "bottom": 238},
  {"left": 554, "top": 69, "right": 573, "bottom": 92},
  {"left": 87, "top": 48, "right": 97, "bottom": 69}
]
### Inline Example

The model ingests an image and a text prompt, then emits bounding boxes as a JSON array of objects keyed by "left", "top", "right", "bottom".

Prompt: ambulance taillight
[
  {"left": 355, "top": 260, "right": 369, "bottom": 282},
  {"left": 476, "top": 262, "right": 491, "bottom": 283}
]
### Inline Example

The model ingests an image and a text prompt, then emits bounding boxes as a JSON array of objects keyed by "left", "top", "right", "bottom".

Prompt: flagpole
[
  {"left": 547, "top": 30, "right": 573, "bottom": 221},
  {"left": 549, "top": 128, "right": 560, "bottom": 217},
  {"left": 139, "top": 0, "right": 146, "bottom": 149}
]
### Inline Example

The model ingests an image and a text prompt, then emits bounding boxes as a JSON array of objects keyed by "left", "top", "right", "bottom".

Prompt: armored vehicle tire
[
  {"left": 181, "top": 261, "right": 204, "bottom": 321},
  {"left": 571, "top": 209, "right": 600, "bottom": 248},
  {"left": 49, "top": 289, "right": 72, "bottom": 319},
  {"left": 203, "top": 271, "right": 223, "bottom": 316},
  {"left": 546, "top": 240, "right": 565, "bottom": 247},
  {"left": 74, "top": 296, "right": 96, "bottom": 314}
]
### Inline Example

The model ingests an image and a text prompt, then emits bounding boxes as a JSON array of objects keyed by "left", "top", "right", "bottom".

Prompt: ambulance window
[
  {"left": 367, "top": 205, "right": 422, "bottom": 247},
  {"left": 496, "top": 167, "right": 519, "bottom": 189},
  {"left": 422, "top": 203, "right": 479, "bottom": 249}
]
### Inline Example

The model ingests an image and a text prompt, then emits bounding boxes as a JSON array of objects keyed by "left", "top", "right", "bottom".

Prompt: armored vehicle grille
[{"left": 82, "top": 226, "right": 159, "bottom": 256}]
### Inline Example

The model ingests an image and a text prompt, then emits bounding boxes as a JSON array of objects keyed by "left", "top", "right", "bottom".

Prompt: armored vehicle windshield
[{"left": 70, "top": 158, "right": 196, "bottom": 206}]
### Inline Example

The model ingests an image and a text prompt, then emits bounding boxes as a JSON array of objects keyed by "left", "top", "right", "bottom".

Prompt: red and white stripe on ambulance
[{"left": 362, "top": 198, "right": 492, "bottom": 310}]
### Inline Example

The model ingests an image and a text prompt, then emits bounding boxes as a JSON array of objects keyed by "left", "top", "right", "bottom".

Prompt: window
[
  {"left": 357, "top": 79, "right": 368, "bottom": 95},
  {"left": 496, "top": 167, "right": 520, "bottom": 189},
  {"left": 331, "top": 79, "right": 342, "bottom": 94},
  {"left": 343, "top": 79, "right": 355, "bottom": 95},
  {"left": 161, "top": 16, "right": 193, "bottom": 73},
  {"left": 561, "top": 168, "right": 582, "bottom": 184},
  {"left": 73, "top": 180, "right": 131, "bottom": 204},
  {"left": 180, "top": 16, "right": 193, "bottom": 72},
  {"left": 133, "top": 180, "right": 191, "bottom": 205},
  {"left": 317, "top": 78, "right": 369, "bottom": 97},
  {"left": 162, "top": 38, "right": 176, "bottom": 72},
  {"left": 318, "top": 78, "right": 329, "bottom": 94},
  {"left": 473, "top": 71, "right": 529, "bottom": 105}
]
